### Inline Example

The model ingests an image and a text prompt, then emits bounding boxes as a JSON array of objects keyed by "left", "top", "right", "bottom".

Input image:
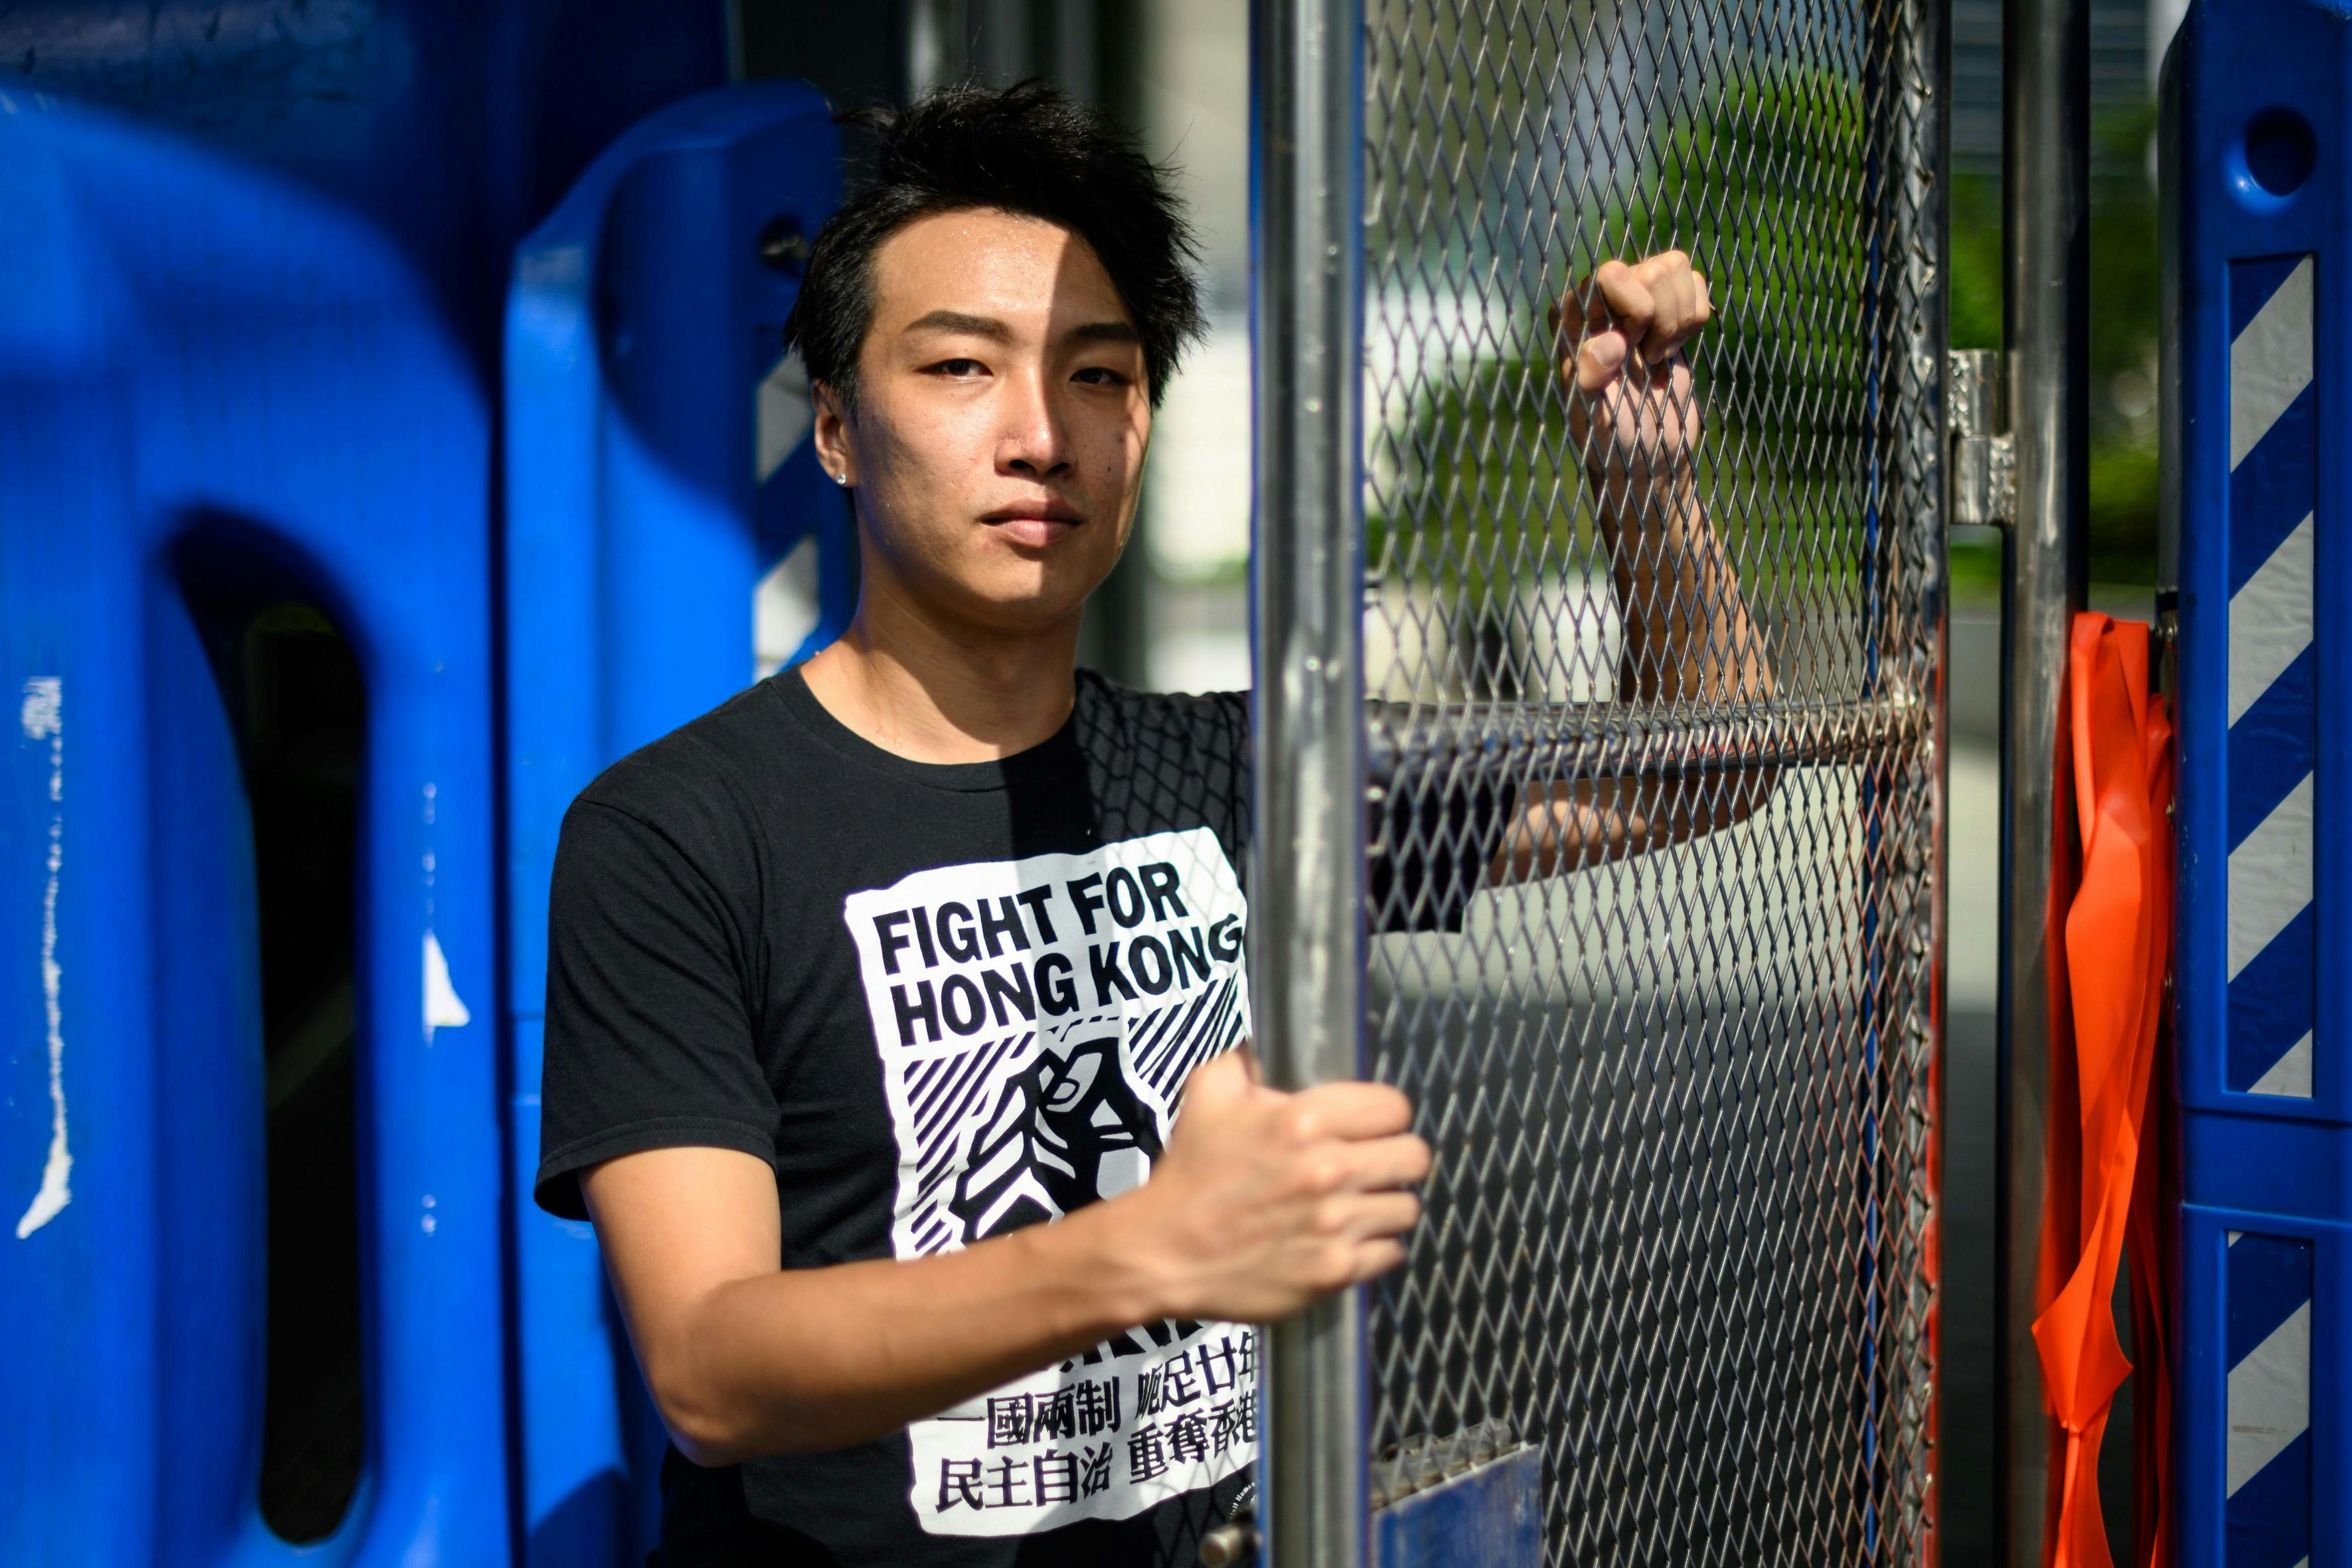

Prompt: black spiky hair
[{"left": 783, "top": 81, "right": 1204, "bottom": 410}]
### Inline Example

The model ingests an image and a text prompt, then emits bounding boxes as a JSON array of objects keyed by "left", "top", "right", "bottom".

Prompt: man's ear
[{"left": 811, "top": 380, "right": 854, "bottom": 487}]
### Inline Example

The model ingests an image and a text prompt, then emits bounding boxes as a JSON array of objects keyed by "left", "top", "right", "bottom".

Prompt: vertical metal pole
[
  {"left": 1250, "top": 0, "right": 1366, "bottom": 1561},
  {"left": 1997, "top": 0, "right": 2088, "bottom": 1561},
  {"left": 1871, "top": 0, "right": 1951, "bottom": 1551}
]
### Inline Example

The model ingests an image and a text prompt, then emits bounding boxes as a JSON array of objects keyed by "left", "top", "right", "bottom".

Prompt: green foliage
[
  {"left": 1366, "top": 68, "right": 2175, "bottom": 602},
  {"left": 1366, "top": 355, "right": 1585, "bottom": 599},
  {"left": 2087, "top": 104, "right": 2162, "bottom": 584},
  {"left": 1948, "top": 536, "right": 2002, "bottom": 598},
  {"left": 1946, "top": 107, "right": 2163, "bottom": 587},
  {"left": 1369, "top": 66, "right": 1878, "bottom": 598},
  {"left": 1650, "top": 66, "right": 1870, "bottom": 433},
  {"left": 2088, "top": 437, "right": 2161, "bottom": 584},
  {"left": 1949, "top": 173, "right": 2002, "bottom": 352}
]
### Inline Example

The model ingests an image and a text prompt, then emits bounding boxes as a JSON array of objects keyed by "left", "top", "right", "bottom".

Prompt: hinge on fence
[{"left": 1949, "top": 349, "right": 2015, "bottom": 528}]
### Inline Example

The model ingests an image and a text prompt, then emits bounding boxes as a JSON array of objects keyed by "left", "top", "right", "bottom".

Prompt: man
[{"left": 534, "top": 82, "right": 1764, "bottom": 1566}]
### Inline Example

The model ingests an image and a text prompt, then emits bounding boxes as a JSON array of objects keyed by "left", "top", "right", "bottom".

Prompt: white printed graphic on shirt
[{"left": 842, "top": 827, "right": 1256, "bottom": 1537}]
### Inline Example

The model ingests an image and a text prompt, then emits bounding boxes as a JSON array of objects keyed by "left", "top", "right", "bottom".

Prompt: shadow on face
[{"left": 813, "top": 208, "right": 1154, "bottom": 639}]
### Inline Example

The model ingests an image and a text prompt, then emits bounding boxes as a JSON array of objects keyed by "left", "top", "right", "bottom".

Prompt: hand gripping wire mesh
[{"left": 1356, "top": 0, "right": 1945, "bottom": 1560}]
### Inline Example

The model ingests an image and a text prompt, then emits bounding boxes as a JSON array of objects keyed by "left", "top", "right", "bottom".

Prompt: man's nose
[{"left": 998, "top": 370, "right": 1072, "bottom": 478}]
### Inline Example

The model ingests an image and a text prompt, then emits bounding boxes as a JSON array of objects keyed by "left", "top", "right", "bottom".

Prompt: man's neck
[{"left": 799, "top": 584, "right": 1081, "bottom": 765}]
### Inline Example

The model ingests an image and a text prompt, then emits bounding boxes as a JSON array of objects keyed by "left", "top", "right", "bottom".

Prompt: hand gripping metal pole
[
  {"left": 1998, "top": 0, "right": 2090, "bottom": 1559},
  {"left": 1249, "top": 0, "right": 1368, "bottom": 1561}
]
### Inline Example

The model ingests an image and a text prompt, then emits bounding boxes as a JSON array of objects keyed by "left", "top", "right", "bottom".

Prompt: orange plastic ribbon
[{"left": 2032, "top": 613, "right": 2175, "bottom": 1568}]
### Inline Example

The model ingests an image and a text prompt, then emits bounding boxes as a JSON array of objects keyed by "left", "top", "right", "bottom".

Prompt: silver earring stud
[{"left": 834, "top": 472, "right": 849, "bottom": 486}]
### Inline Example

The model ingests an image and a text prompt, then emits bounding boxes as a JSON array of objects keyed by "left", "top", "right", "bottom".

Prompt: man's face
[{"left": 815, "top": 208, "right": 1152, "bottom": 636}]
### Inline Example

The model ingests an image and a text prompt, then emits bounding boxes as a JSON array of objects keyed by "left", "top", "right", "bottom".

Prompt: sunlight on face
[{"left": 817, "top": 208, "right": 1153, "bottom": 637}]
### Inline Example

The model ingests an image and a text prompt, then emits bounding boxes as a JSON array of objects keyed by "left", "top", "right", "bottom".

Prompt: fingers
[
  {"left": 1559, "top": 250, "right": 1713, "bottom": 389},
  {"left": 1593, "top": 258, "right": 1655, "bottom": 336},
  {"left": 1336, "top": 1131, "right": 1434, "bottom": 1192},
  {"left": 1575, "top": 329, "right": 1630, "bottom": 393},
  {"left": 1638, "top": 250, "right": 1711, "bottom": 358},
  {"left": 1287, "top": 1079, "right": 1415, "bottom": 1141},
  {"left": 1340, "top": 1190, "right": 1423, "bottom": 1242}
]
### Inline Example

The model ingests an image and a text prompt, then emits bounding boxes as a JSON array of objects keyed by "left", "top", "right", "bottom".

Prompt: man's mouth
[{"left": 980, "top": 501, "right": 1085, "bottom": 548}]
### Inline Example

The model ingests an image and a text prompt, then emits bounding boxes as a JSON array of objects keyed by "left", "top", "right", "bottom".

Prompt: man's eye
[
  {"left": 930, "top": 358, "right": 988, "bottom": 377},
  {"left": 1072, "top": 366, "right": 1130, "bottom": 387}
]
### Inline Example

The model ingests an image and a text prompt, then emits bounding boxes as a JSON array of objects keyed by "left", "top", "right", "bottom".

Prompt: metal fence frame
[
  {"left": 1996, "top": 0, "right": 2090, "bottom": 1561},
  {"left": 1249, "top": 0, "right": 1963, "bottom": 1560},
  {"left": 1249, "top": 1, "right": 1371, "bottom": 1563}
]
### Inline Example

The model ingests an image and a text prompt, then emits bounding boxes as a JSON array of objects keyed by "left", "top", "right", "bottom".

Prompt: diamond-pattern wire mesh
[{"left": 1355, "top": 0, "right": 1942, "bottom": 1560}]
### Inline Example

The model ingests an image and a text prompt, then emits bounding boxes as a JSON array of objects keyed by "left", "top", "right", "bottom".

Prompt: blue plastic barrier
[
  {"left": 0, "top": 104, "right": 509, "bottom": 1567},
  {"left": 0, "top": 5, "right": 724, "bottom": 1563},
  {"left": 503, "top": 83, "right": 850, "bottom": 1564},
  {"left": 1372, "top": 1445, "right": 1542, "bottom": 1568},
  {"left": 2165, "top": 2, "right": 2347, "bottom": 1560}
]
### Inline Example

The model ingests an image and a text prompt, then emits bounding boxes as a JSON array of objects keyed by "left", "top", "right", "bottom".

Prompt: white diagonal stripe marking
[
  {"left": 2231, "top": 774, "right": 2315, "bottom": 980},
  {"left": 757, "top": 350, "right": 813, "bottom": 485},
  {"left": 2228, "top": 1298, "right": 2312, "bottom": 1495},
  {"left": 2233, "top": 256, "right": 2315, "bottom": 471},
  {"left": 2250, "top": 1032, "right": 2315, "bottom": 1098},
  {"left": 2230, "top": 512, "right": 2315, "bottom": 726}
]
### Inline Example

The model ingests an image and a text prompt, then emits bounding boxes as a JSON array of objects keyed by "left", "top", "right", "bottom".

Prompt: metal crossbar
[
  {"left": 1252, "top": 0, "right": 1947, "bottom": 1560},
  {"left": 1368, "top": 694, "right": 1932, "bottom": 786}
]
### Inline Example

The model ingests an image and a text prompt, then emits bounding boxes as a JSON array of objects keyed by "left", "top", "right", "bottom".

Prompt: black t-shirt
[{"left": 535, "top": 668, "right": 1490, "bottom": 1565}]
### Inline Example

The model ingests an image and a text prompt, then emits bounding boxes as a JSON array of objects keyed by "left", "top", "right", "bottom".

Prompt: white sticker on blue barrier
[
  {"left": 2229, "top": 514, "right": 2315, "bottom": 727},
  {"left": 2230, "top": 257, "right": 2313, "bottom": 469},
  {"left": 2227, "top": 255, "right": 2319, "bottom": 1099},
  {"left": 13, "top": 676, "right": 70, "bottom": 1241},
  {"left": 2225, "top": 1231, "right": 2313, "bottom": 1567}
]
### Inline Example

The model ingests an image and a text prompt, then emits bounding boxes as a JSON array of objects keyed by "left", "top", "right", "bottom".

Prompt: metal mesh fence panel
[{"left": 1353, "top": 0, "right": 1945, "bottom": 1561}]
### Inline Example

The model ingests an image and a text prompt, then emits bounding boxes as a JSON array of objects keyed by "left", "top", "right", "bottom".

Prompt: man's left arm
[{"left": 1488, "top": 249, "right": 1776, "bottom": 884}]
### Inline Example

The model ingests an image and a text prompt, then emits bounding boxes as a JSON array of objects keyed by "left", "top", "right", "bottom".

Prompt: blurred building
[{"left": 1952, "top": 0, "right": 2187, "bottom": 179}]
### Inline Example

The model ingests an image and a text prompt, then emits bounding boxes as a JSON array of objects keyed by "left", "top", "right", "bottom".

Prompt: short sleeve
[
  {"left": 1368, "top": 764, "right": 1515, "bottom": 934},
  {"left": 534, "top": 796, "right": 778, "bottom": 1220}
]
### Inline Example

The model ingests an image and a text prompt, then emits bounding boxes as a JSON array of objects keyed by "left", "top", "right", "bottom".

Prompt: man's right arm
[{"left": 583, "top": 1047, "right": 1427, "bottom": 1466}]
